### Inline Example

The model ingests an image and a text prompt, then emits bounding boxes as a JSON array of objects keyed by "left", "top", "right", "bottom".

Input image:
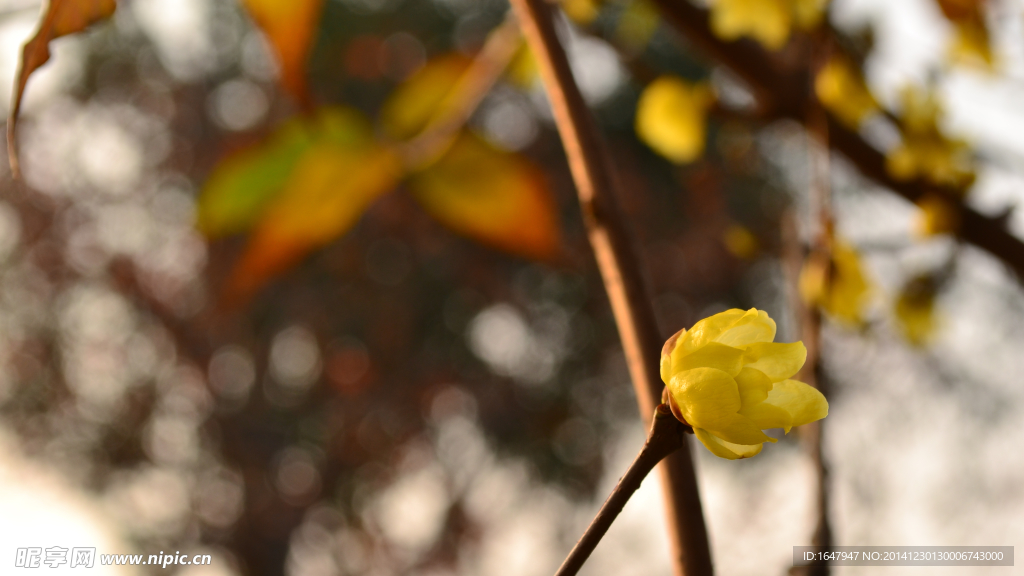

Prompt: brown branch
[
  {"left": 555, "top": 405, "right": 690, "bottom": 576},
  {"left": 507, "top": 1, "right": 713, "bottom": 575},
  {"left": 647, "top": 0, "right": 1024, "bottom": 280}
]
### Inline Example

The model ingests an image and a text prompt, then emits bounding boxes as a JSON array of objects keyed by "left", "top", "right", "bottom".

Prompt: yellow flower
[
  {"left": 709, "top": 0, "right": 827, "bottom": 51},
  {"left": 885, "top": 87, "right": 974, "bottom": 190},
  {"left": 506, "top": 42, "right": 539, "bottom": 89},
  {"left": 949, "top": 19, "right": 993, "bottom": 68},
  {"left": 635, "top": 76, "right": 714, "bottom": 163},
  {"left": 615, "top": 0, "right": 660, "bottom": 55},
  {"left": 710, "top": 0, "right": 791, "bottom": 50},
  {"left": 814, "top": 56, "right": 878, "bottom": 128},
  {"left": 561, "top": 0, "right": 601, "bottom": 24},
  {"left": 722, "top": 223, "right": 759, "bottom": 259},
  {"left": 661, "top": 308, "right": 828, "bottom": 460},
  {"left": 894, "top": 274, "right": 940, "bottom": 346},
  {"left": 799, "top": 240, "right": 872, "bottom": 325},
  {"left": 933, "top": 0, "right": 993, "bottom": 68},
  {"left": 914, "top": 194, "right": 961, "bottom": 236}
]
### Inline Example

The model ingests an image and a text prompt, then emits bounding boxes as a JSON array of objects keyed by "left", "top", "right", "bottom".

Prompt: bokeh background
[{"left": 0, "top": 0, "right": 1023, "bottom": 574}]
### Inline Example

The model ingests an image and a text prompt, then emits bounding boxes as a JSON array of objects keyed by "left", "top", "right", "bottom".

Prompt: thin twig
[
  {"left": 555, "top": 405, "right": 690, "bottom": 576},
  {"left": 507, "top": 1, "right": 713, "bottom": 575}
]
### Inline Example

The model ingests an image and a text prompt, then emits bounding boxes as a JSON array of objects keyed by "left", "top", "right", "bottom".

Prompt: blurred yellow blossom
[
  {"left": 894, "top": 274, "right": 940, "bottom": 346},
  {"left": 791, "top": 0, "right": 827, "bottom": 29},
  {"left": 561, "top": 0, "right": 601, "bottom": 24},
  {"left": 885, "top": 88, "right": 974, "bottom": 189},
  {"left": 709, "top": 0, "right": 827, "bottom": 51},
  {"left": 949, "top": 19, "right": 993, "bottom": 68},
  {"left": 814, "top": 56, "right": 878, "bottom": 128},
  {"left": 933, "top": 0, "right": 992, "bottom": 68},
  {"left": 661, "top": 308, "right": 828, "bottom": 460},
  {"left": 506, "top": 42, "right": 539, "bottom": 89},
  {"left": 722, "top": 224, "right": 759, "bottom": 259},
  {"left": 635, "top": 76, "right": 714, "bottom": 163},
  {"left": 615, "top": 0, "right": 660, "bottom": 54},
  {"left": 915, "top": 194, "right": 961, "bottom": 236},
  {"left": 799, "top": 239, "right": 872, "bottom": 325}
]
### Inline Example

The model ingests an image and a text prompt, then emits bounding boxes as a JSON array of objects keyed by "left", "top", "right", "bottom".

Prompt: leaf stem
[
  {"left": 555, "top": 405, "right": 690, "bottom": 576},
  {"left": 507, "top": 0, "right": 713, "bottom": 574}
]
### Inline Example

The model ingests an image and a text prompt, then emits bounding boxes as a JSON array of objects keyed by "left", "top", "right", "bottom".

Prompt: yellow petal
[
  {"left": 694, "top": 428, "right": 763, "bottom": 460},
  {"left": 742, "top": 341, "right": 806, "bottom": 382},
  {"left": 760, "top": 379, "right": 828, "bottom": 432},
  {"left": 673, "top": 308, "right": 747, "bottom": 357},
  {"left": 673, "top": 342, "right": 745, "bottom": 376},
  {"left": 669, "top": 367, "right": 771, "bottom": 444},
  {"left": 715, "top": 308, "right": 777, "bottom": 348},
  {"left": 734, "top": 367, "right": 772, "bottom": 409},
  {"left": 660, "top": 327, "right": 685, "bottom": 383},
  {"left": 738, "top": 399, "right": 792, "bottom": 430}
]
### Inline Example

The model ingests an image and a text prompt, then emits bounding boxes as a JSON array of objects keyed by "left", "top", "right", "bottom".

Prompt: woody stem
[
  {"left": 507, "top": 0, "right": 713, "bottom": 573},
  {"left": 554, "top": 405, "right": 690, "bottom": 576}
]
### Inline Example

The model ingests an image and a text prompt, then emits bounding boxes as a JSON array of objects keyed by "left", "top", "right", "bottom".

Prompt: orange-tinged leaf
[
  {"left": 7, "top": 0, "right": 116, "bottom": 175},
  {"left": 241, "top": 0, "right": 325, "bottom": 102},
  {"left": 380, "top": 53, "right": 472, "bottom": 140},
  {"left": 197, "top": 107, "right": 373, "bottom": 238},
  {"left": 408, "top": 133, "right": 560, "bottom": 261},
  {"left": 225, "top": 142, "right": 402, "bottom": 301}
]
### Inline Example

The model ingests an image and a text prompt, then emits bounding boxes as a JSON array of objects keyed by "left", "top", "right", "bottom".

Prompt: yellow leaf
[
  {"left": 198, "top": 121, "right": 315, "bottom": 238},
  {"left": 241, "top": 0, "right": 325, "bottom": 102},
  {"left": 380, "top": 54, "right": 472, "bottom": 141},
  {"left": 407, "top": 133, "right": 561, "bottom": 262},
  {"left": 7, "top": 0, "right": 116, "bottom": 175},
  {"left": 224, "top": 121, "right": 402, "bottom": 300},
  {"left": 635, "top": 76, "right": 714, "bottom": 163},
  {"left": 197, "top": 107, "right": 374, "bottom": 238}
]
